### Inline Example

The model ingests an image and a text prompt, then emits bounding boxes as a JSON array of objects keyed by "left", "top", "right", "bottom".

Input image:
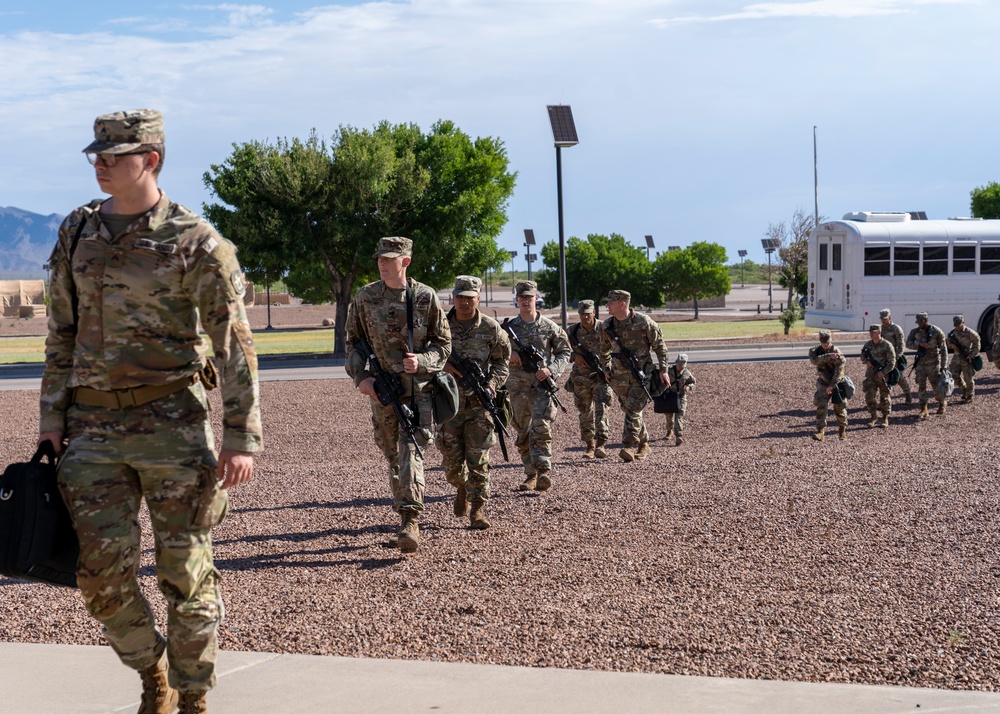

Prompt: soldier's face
[
  {"left": 516, "top": 294, "right": 536, "bottom": 314},
  {"left": 377, "top": 255, "right": 408, "bottom": 284},
  {"left": 880, "top": 317, "right": 890, "bottom": 326},
  {"left": 93, "top": 150, "right": 157, "bottom": 196},
  {"left": 871, "top": 331, "right": 881, "bottom": 343},
  {"left": 579, "top": 312, "right": 596, "bottom": 329},
  {"left": 454, "top": 294, "right": 478, "bottom": 320},
  {"left": 607, "top": 299, "right": 629, "bottom": 320}
]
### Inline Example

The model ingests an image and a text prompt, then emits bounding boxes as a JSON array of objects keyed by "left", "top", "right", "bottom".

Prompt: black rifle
[
  {"left": 448, "top": 352, "right": 510, "bottom": 462},
  {"left": 355, "top": 333, "right": 422, "bottom": 459},
  {"left": 569, "top": 324, "right": 610, "bottom": 384},
  {"left": 605, "top": 321, "right": 654, "bottom": 401},
  {"left": 500, "top": 319, "right": 568, "bottom": 413},
  {"left": 948, "top": 329, "right": 971, "bottom": 360},
  {"left": 860, "top": 345, "right": 888, "bottom": 382}
]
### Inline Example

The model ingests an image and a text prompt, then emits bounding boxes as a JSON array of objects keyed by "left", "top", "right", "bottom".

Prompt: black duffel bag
[
  {"left": 0, "top": 442, "right": 79, "bottom": 588},
  {"left": 653, "top": 390, "right": 681, "bottom": 414}
]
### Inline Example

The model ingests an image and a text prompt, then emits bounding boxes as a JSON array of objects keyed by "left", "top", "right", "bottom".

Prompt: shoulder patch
[{"left": 230, "top": 269, "right": 247, "bottom": 297}]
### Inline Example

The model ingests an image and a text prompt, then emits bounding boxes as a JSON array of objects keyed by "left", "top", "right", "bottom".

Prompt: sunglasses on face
[{"left": 85, "top": 150, "right": 149, "bottom": 167}]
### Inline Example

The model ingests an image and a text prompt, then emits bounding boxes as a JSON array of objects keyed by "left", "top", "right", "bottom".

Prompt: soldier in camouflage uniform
[
  {"left": 879, "top": 308, "right": 912, "bottom": 404},
  {"left": 809, "top": 331, "right": 847, "bottom": 441},
  {"left": 664, "top": 353, "right": 696, "bottom": 446},
  {"left": 567, "top": 300, "right": 612, "bottom": 459},
  {"left": 905, "top": 312, "right": 948, "bottom": 418},
  {"left": 346, "top": 237, "right": 451, "bottom": 554},
  {"left": 38, "top": 109, "right": 263, "bottom": 714},
  {"left": 947, "top": 314, "right": 981, "bottom": 403},
  {"left": 860, "top": 324, "right": 896, "bottom": 428},
  {"left": 437, "top": 276, "right": 510, "bottom": 530},
  {"left": 600, "top": 289, "right": 669, "bottom": 462},
  {"left": 505, "top": 280, "right": 571, "bottom": 492}
]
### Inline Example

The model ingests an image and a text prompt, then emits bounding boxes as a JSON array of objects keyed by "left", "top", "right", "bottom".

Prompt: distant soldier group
[
  {"left": 346, "top": 239, "right": 696, "bottom": 553},
  {"left": 809, "top": 307, "right": 985, "bottom": 440}
]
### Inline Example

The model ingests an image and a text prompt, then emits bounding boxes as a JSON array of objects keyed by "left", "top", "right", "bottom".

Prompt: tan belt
[{"left": 71, "top": 375, "right": 198, "bottom": 409}]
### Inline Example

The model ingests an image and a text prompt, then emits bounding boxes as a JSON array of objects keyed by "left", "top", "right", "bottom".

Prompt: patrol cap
[
  {"left": 83, "top": 109, "right": 165, "bottom": 154},
  {"left": 915, "top": 312, "right": 929, "bottom": 323},
  {"left": 452, "top": 275, "right": 481, "bottom": 297},
  {"left": 818, "top": 331, "right": 831, "bottom": 343},
  {"left": 868, "top": 324, "right": 881, "bottom": 333},
  {"left": 879, "top": 309, "right": 891, "bottom": 319},
  {"left": 577, "top": 299, "right": 595, "bottom": 314},
  {"left": 953, "top": 315, "right": 964, "bottom": 325},
  {"left": 604, "top": 289, "right": 631, "bottom": 303},
  {"left": 515, "top": 280, "right": 538, "bottom": 297},
  {"left": 372, "top": 236, "right": 412, "bottom": 259},
  {"left": 675, "top": 353, "right": 688, "bottom": 364}
]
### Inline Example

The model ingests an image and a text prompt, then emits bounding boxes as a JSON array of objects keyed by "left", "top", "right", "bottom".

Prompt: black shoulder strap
[{"left": 68, "top": 211, "right": 92, "bottom": 331}]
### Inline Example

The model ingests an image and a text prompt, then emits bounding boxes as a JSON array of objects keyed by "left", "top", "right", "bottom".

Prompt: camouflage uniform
[
  {"left": 879, "top": 314, "right": 912, "bottom": 401},
  {"left": 947, "top": 317, "right": 981, "bottom": 401},
  {"left": 436, "top": 299, "right": 510, "bottom": 506},
  {"left": 664, "top": 359, "right": 696, "bottom": 443},
  {"left": 345, "top": 268, "right": 450, "bottom": 517},
  {"left": 41, "top": 184, "right": 262, "bottom": 691},
  {"left": 600, "top": 303, "right": 668, "bottom": 452},
  {"left": 905, "top": 317, "right": 947, "bottom": 410},
  {"left": 567, "top": 309, "right": 612, "bottom": 451},
  {"left": 504, "top": 311, "right": 571, "bottom": 480},
  {"left": 860, "top": 334, "right": 895, "bottom": 423},
  {"left": 809, "top": 338, "right": 846, "bottom": 438}
]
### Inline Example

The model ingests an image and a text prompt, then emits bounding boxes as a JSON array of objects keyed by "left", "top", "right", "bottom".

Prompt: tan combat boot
[
  {"left": 469, "top": 500, "right": 490, "bottom": 530},
  {"left": 138, "top": 654, "right": 178, "bottom": 714},
  {"left": 517, "top": 474, "right": 537, "bottom": 491},
  {"left": 918, "top": 403, "right": 929, "bottom": 420},
  {"left": 453, "top": 483, "right": 469, "bottom": 517},
  {"left": 583, "top": 441, "right": 596, "bottom": 459},
  {"left": 838, "top": 423, "right": 847, "bottom": 441},
  {"left": 811, "top": 428, "right": 825, "bottom": 442},
  {"left": 879, "top": 414, "right": 889, "bottom": 428},
  {"left": 904, "top": 391, "right": 913, "bottom": 404},
  {"left": 936, "top": 401, "right": 946, "bottom": 415},
  {"left": 619, "top": 446, "right": 636, "bottom": 462},
  {"left": 675, "top": 435, "right": 684, "bottom": 447},
  {"left": 635, "top": 442, "right": 651, "bottom": 460},
  {"left": 178, "top": 691, "right": 208, "bottom": 714},
  {"left": 867, "top": 411, "right": 878, "bottom": 428},
  {"left": 594, "top": 440, "right": 608, "bottom": 459},
  {"left": 398, "top": 511, "right": 420, "bottom": 553},
  {"left": 535, "top": 469, "right": 552, "bottom": 491}
]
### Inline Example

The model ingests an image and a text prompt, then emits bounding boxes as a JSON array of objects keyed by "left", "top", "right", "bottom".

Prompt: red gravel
[{"left": 2, "top": 360, "right": 998, "bottom": 691}]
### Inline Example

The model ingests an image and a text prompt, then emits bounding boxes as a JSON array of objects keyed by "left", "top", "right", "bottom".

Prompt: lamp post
[
  {"left": 508, "top": 250, "right": 517, "bottom": 294},
  {"left": 548, "top": 104, "right": 579, "bottom": 329},
  {"left": 523, "top": 229, "right": 535, "bottom": 282},
  {"left": 738, "top": 249, "right": 747, "bottom": 288},
  {"left": 761, "top": 239, "right": 780, "bottom": 313},
  {"left": 645, "top": 235, "right": 655, "bottom": 261}
]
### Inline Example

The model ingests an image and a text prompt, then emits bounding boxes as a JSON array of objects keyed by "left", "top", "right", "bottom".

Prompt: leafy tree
[
  {"left": 204, "top": 121, "right": 516, "bottom": 353},
  {"left": 534, "top": 233, "right": 660, "bottom": 313},
  {"left": 970, "top": 182, "right": 1000, "bottom": 219},
  {"left": 652, "top": 241, "right": 729, "bottom": 319},
  {"left": 765, "top": 207, "right": 823, "bottom": 307}
]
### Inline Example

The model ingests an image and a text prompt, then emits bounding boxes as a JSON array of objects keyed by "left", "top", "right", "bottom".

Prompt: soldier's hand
[
  {"left": 359, "top": 377, "right": 379, "bottom": 402},
  {"left": 403, "top": 352, "right": 419, "bottom": 374},
  {"left": 444, "top": 363, "right": 462, "bottom": 378},
  {"left": 660, "top": 371, "right": 670, "bottom": 387},
  {"left": 510, "top": 352, "right": 522, "bottom": 368},
  {"left": 218, "top": 449, "right": 254, "bottom": 489},
  {"left": 38, "top": 431, "right": 65, "bottom": 456},
  {"left": 535, "top": 366, "right": 552, "bottom": 382},
  {"left": 573, "top": 355, "right": 589, "bottom": 369}
]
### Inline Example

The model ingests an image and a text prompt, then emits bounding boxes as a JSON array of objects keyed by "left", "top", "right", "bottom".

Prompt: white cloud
[{"left": 648, "top": 0, "right": 979, "bottom": 26}]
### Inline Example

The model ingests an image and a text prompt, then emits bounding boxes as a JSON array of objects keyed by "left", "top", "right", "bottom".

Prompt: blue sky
[{"left": 2, "top": 0, "right": 998, "bottom": 270}]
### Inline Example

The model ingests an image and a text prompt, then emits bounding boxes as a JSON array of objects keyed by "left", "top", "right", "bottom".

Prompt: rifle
[
  {"left": 569, "top": 324, "right": 610, "bottom": 384},
  {"left": 355, "top": 333, "right": 423, "bottom": 459},
  {"left": 500, "top": 319, "right": 568, "bottom": 413},
  {"left": 605, "top": 321, "right": 654, "bottom": 401},
  {"left": 448, "top": 352, "right": 510, "bottom": 462},
  {"left": 948, "top": 329, "right": 971, "bottom": 360},
  {"left": 860, "top": 345, "right": 888, "bottom": 383}
]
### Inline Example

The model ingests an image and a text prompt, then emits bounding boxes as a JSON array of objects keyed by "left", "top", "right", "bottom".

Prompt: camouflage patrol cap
[
  {"left": 675, "top": 353, "right": 688, "bottom": 364},
  {"left": 869, "top": 324, "right": 881, "bottom": 333},
  {"left": 953, "top": 314, "right": 964, "bottom": 326},
  {"left": 82, "top": 109, "right": 165, "bottom": 154},
  {"left": 452, "top": 275, "right": 481, "bottom": 297},
  {"left": 577, "top": 299, "right": 595, "bottom": 314},
  {"left": 818, "top": 331, "right": 831, "bottom": 343},
  {"left": 515, "top": 280, "right": 538, "bottom": 297},
  {"left": 373, "top": 236, "right": 412, "bottom": 259},
  {"left": 605, "top": 289, "right": 631, "bottom": 303},
  {"left": 915, "top": 312, "right": 928, "bottom": 323},
  {"left": 879, "top": 309, "right": 891, "bottom": 319}
]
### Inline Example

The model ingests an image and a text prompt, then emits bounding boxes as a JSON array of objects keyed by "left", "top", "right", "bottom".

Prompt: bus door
[{"left": 815, "top": 234, "right": 845, "bottom": 311}]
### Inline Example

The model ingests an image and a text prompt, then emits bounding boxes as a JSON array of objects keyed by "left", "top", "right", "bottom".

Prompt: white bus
[{"left": 805, "top": 211, "right": 1000, "bottom": 344}]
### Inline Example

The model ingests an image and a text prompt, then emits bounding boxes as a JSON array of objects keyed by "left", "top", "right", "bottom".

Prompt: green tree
[
  {"left": 652, "top": 242, "right": 730, "bottom": 319},
  {"left": 204, "top": 121, "right": 516, "bottom": 353},
  {"left": 970, "top": 182, "right": 1000, "bottom": 219},
  {"left": 765, "top": 207, "right": 823, "bottom": 308},
  {"left": 534, "top": 233, "right": 660, "bottom": 312}
]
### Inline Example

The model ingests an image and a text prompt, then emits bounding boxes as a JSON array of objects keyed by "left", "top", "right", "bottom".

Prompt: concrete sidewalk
[{"left": 3, "top": 642, "right": 999, "bottom": 713}]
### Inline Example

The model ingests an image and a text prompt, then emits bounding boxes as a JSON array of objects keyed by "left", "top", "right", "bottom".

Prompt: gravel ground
[{"left": 2, "top": 359, "right": 999, "bottom": 691}]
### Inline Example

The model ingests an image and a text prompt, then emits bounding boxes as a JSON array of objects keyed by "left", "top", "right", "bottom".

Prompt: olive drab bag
[{"left": 0, "top": 442, "right": 79, "bottom": 588}]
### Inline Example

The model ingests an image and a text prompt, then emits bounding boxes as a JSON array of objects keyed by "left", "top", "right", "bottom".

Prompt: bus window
[
  {"left": 982, "top": 245, "right": 1000, "bottom": 275},
  {"left": 894, "top": 246, "right": 919, "bottom": 276},
  {"left": 953, "top": 244, "right": 976, "bottom": 273},
  {"left": 832, "top": 244, "right": 842, "bottom": 270},
  {"left": 819, "top": 244, "right": 828, "bottom": 270},
  {"left": 864, "top": 246, "right": 890, "bottom": 276},
  {"left": 922, "top": 245, "right": 948, "bottom": 275}
]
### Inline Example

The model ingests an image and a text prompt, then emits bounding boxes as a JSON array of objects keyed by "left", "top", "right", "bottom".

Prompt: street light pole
[
  {"left": 548, "top": 105, "right": 579, "bottom": 330},
  {"left": 761, "top": 239, "right": 779, "bottom": 313},
  {"left": 738, "top": 249, "right": 747, "bottom": 288},
  {"left": 508, "top": 250, "right": 517, "bottom": 293}
]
